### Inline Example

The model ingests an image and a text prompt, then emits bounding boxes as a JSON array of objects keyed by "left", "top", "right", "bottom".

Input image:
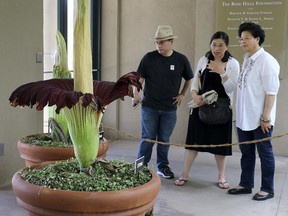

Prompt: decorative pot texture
[
  {"left": 12, "top": 165, "right": 161, "bottom": 216},
  {"left": 18, "top": 134, "right": 109, "bottom": 167}
]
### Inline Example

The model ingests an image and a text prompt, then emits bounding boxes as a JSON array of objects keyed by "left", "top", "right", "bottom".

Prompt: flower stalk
[
  {"left": 64, "top": 0, "right": 97, "bottom": 169},
  {"left": 49, "top": 31, "right": 71, "bottom": 142},
  {"left": 74, "top": 0, "right": 93, "bottom": 94}
]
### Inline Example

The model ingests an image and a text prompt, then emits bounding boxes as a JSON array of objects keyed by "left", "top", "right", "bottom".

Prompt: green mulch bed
[
  {"left": 20, "top": 158, "right": 152, "bottom": 192},
  {"left": 21, "top": 133, "right": 73, "bottom": 148}
]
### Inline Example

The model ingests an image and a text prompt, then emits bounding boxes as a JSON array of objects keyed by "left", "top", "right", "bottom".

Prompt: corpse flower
[
  {"left": 49, "top": 31, "right": 72, "bottom": 143},
  {"left": 9, "top": 0, "right": 141, "bottom": 171}
]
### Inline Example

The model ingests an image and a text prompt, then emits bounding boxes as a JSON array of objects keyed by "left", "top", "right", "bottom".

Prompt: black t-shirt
[{"left": 137, "top": 50, "right": 193, "bottom": 111}]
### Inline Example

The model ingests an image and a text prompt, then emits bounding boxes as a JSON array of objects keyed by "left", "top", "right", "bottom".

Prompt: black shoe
[
  {"left": 252, "top": 192, "right": 274, "bottom": 201},
  {"left": 228, "top": 187, "right": 252, "bottom": 195},
  {"left": 157, "top": 166, "right": 174, "bottom": 179}
]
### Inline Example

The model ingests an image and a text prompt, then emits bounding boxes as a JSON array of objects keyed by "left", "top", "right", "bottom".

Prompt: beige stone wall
[
  {"left": 101, "top": 0, "right": 288, "bottom": 156},
  {"left": 0, "top": 0, "right": 287, "bottom": 187},
  {"left": 0, "top": 0, "right": 43, "bottom": 186},
  {"left": 102, "top": 0, "right": 197, "bottom": 144}
]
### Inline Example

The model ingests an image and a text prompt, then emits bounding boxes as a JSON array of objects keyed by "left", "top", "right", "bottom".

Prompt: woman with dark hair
[
  {"left": 228, "top": 22, "right": 280, "bottom": 201},
  {"left": 175, "top": 31, "right": 240, "bottom": 188}
]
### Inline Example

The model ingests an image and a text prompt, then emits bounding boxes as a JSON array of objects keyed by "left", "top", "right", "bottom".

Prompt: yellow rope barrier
[{"left": 104, "top": 126, "right": 288, "bottom": 148}]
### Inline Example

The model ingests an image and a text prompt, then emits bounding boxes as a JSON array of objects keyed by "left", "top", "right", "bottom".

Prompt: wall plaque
[{"left": 216, "top": 0, "right": 287, "bottom": 77}]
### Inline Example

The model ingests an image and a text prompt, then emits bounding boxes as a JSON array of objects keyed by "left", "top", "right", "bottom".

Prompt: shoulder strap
[{"left": 201, "top": 70, "right": 207, "bottom": 91}]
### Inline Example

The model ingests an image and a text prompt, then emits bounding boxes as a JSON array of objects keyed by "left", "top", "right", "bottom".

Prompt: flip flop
[
  {"left": 218, "top": 181, "right": 229, "bottom": 189},
  {"left": 174, "top": 177, "right": 188, "bottom": 186}
]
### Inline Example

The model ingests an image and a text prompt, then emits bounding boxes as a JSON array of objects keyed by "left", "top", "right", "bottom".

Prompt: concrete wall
[
  {"left": 0, "top": 0, "right": 43, "bottom": 186},
  {"left": 101, "top": 0, "right": 197, "bottom": 144},
  {"left": 0, "top": 0, "right": 287, "bottom": 187},
  {"left": 101, "top": 0, "right": 288, "bottom": 156}
]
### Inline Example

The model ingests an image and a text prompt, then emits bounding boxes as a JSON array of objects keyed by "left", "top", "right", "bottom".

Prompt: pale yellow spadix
[
  {"left": 74, "top": 0, "right": 93, "bottom": 94},
  {"left": 65, "top": 0, "right": 98, "bottom": 169}
]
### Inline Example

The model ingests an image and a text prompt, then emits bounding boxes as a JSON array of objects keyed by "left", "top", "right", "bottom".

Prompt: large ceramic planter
[
  {"left": 12, "top": 164, "right": 161, "bottom": 216},
  {"left": 18, "top": 134, "right": 109, "bottom": 167}
]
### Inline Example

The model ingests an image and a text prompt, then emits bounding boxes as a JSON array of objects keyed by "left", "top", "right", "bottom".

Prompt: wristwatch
[{"left": 260, "top": 115, "right": 270, "bottom": 123}]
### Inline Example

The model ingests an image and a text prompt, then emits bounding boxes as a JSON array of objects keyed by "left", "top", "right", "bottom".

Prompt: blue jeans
[
  {"left": 237, "top": 126, "right": 275, "bottom": 194},
  {"left": 138, "top": 107, "right": 177, "bottom": 170}
]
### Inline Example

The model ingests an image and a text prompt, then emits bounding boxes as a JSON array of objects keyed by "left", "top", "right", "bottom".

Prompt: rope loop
[{"left": 104, "top": 126, "right": 288, "bottom": 148}]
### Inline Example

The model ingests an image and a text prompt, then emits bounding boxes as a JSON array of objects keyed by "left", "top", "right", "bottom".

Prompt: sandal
[
  {"left": 218, "top": 181, "right": 229, "bottom": 189},
  {"left": 174, "top": 177, "right": 188, "bottom": 186}
]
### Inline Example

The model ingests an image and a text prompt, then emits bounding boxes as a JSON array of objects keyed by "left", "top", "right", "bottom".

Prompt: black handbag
[
  {"left": 198, "top": 98, "right": 231, "bottom": 125},
  {"left": 198, "top": 69, "right": 231, "bottom": 125}
]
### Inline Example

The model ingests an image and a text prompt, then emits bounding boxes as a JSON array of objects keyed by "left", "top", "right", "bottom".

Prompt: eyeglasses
[{"left": 154, "top": 40, "right": 171, "bottom": 45}]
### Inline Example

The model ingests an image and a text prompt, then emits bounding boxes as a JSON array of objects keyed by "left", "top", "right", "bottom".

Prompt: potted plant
[
  {"left": 16, "top": 31, "right": 109, "bottom": 167},
  {"left": 9, "top": 0, "right": 160, "bottom": 215},
  {"left": 17, "top": 129, "right": 109, "bottom": 167}
]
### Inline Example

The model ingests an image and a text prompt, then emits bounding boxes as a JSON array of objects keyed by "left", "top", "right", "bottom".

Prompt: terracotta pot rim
[
  {"left": 17, "top": 133, "right": 109, "bottom": 166},
  {"left": 18, "top": 133, "right": 108, "bottom": 149},
  {"left": 12, "top": 163, "right": 161, "bottom": 213}
]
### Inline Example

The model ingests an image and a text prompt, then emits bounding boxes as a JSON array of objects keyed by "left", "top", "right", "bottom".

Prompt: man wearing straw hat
[{"left": 132, "top": 25, "right": 193, "bottom": 179}]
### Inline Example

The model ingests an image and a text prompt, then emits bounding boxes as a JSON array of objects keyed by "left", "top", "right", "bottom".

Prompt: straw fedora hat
[{"left": 152, "top": 25, "right": 178, "bottom": 41}]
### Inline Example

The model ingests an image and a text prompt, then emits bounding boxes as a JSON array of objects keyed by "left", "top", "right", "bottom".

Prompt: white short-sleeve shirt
[{"left": 236, "top": 48, "right": 280, "bottom": 131}]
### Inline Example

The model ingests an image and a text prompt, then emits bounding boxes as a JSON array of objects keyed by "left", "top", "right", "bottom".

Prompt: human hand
[
  {"left": 207, "top": 60, "right": 226, "bottom": 75},
  {"left": 193, "top": 95, "right": 205, "bottom": 107},
  {"left": 132, "top": 97, "right": 142, "bottom": 109},
  {"left": 173, "top": 94, "right": 185, "bottom": 106},
  {"left": 260, "top": 121, "right": 271, "bottom": 134}
]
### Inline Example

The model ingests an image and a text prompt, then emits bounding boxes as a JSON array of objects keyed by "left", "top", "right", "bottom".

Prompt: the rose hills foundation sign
[{"left": 216, "top": 0, "right": 288, "bottom": 78}]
